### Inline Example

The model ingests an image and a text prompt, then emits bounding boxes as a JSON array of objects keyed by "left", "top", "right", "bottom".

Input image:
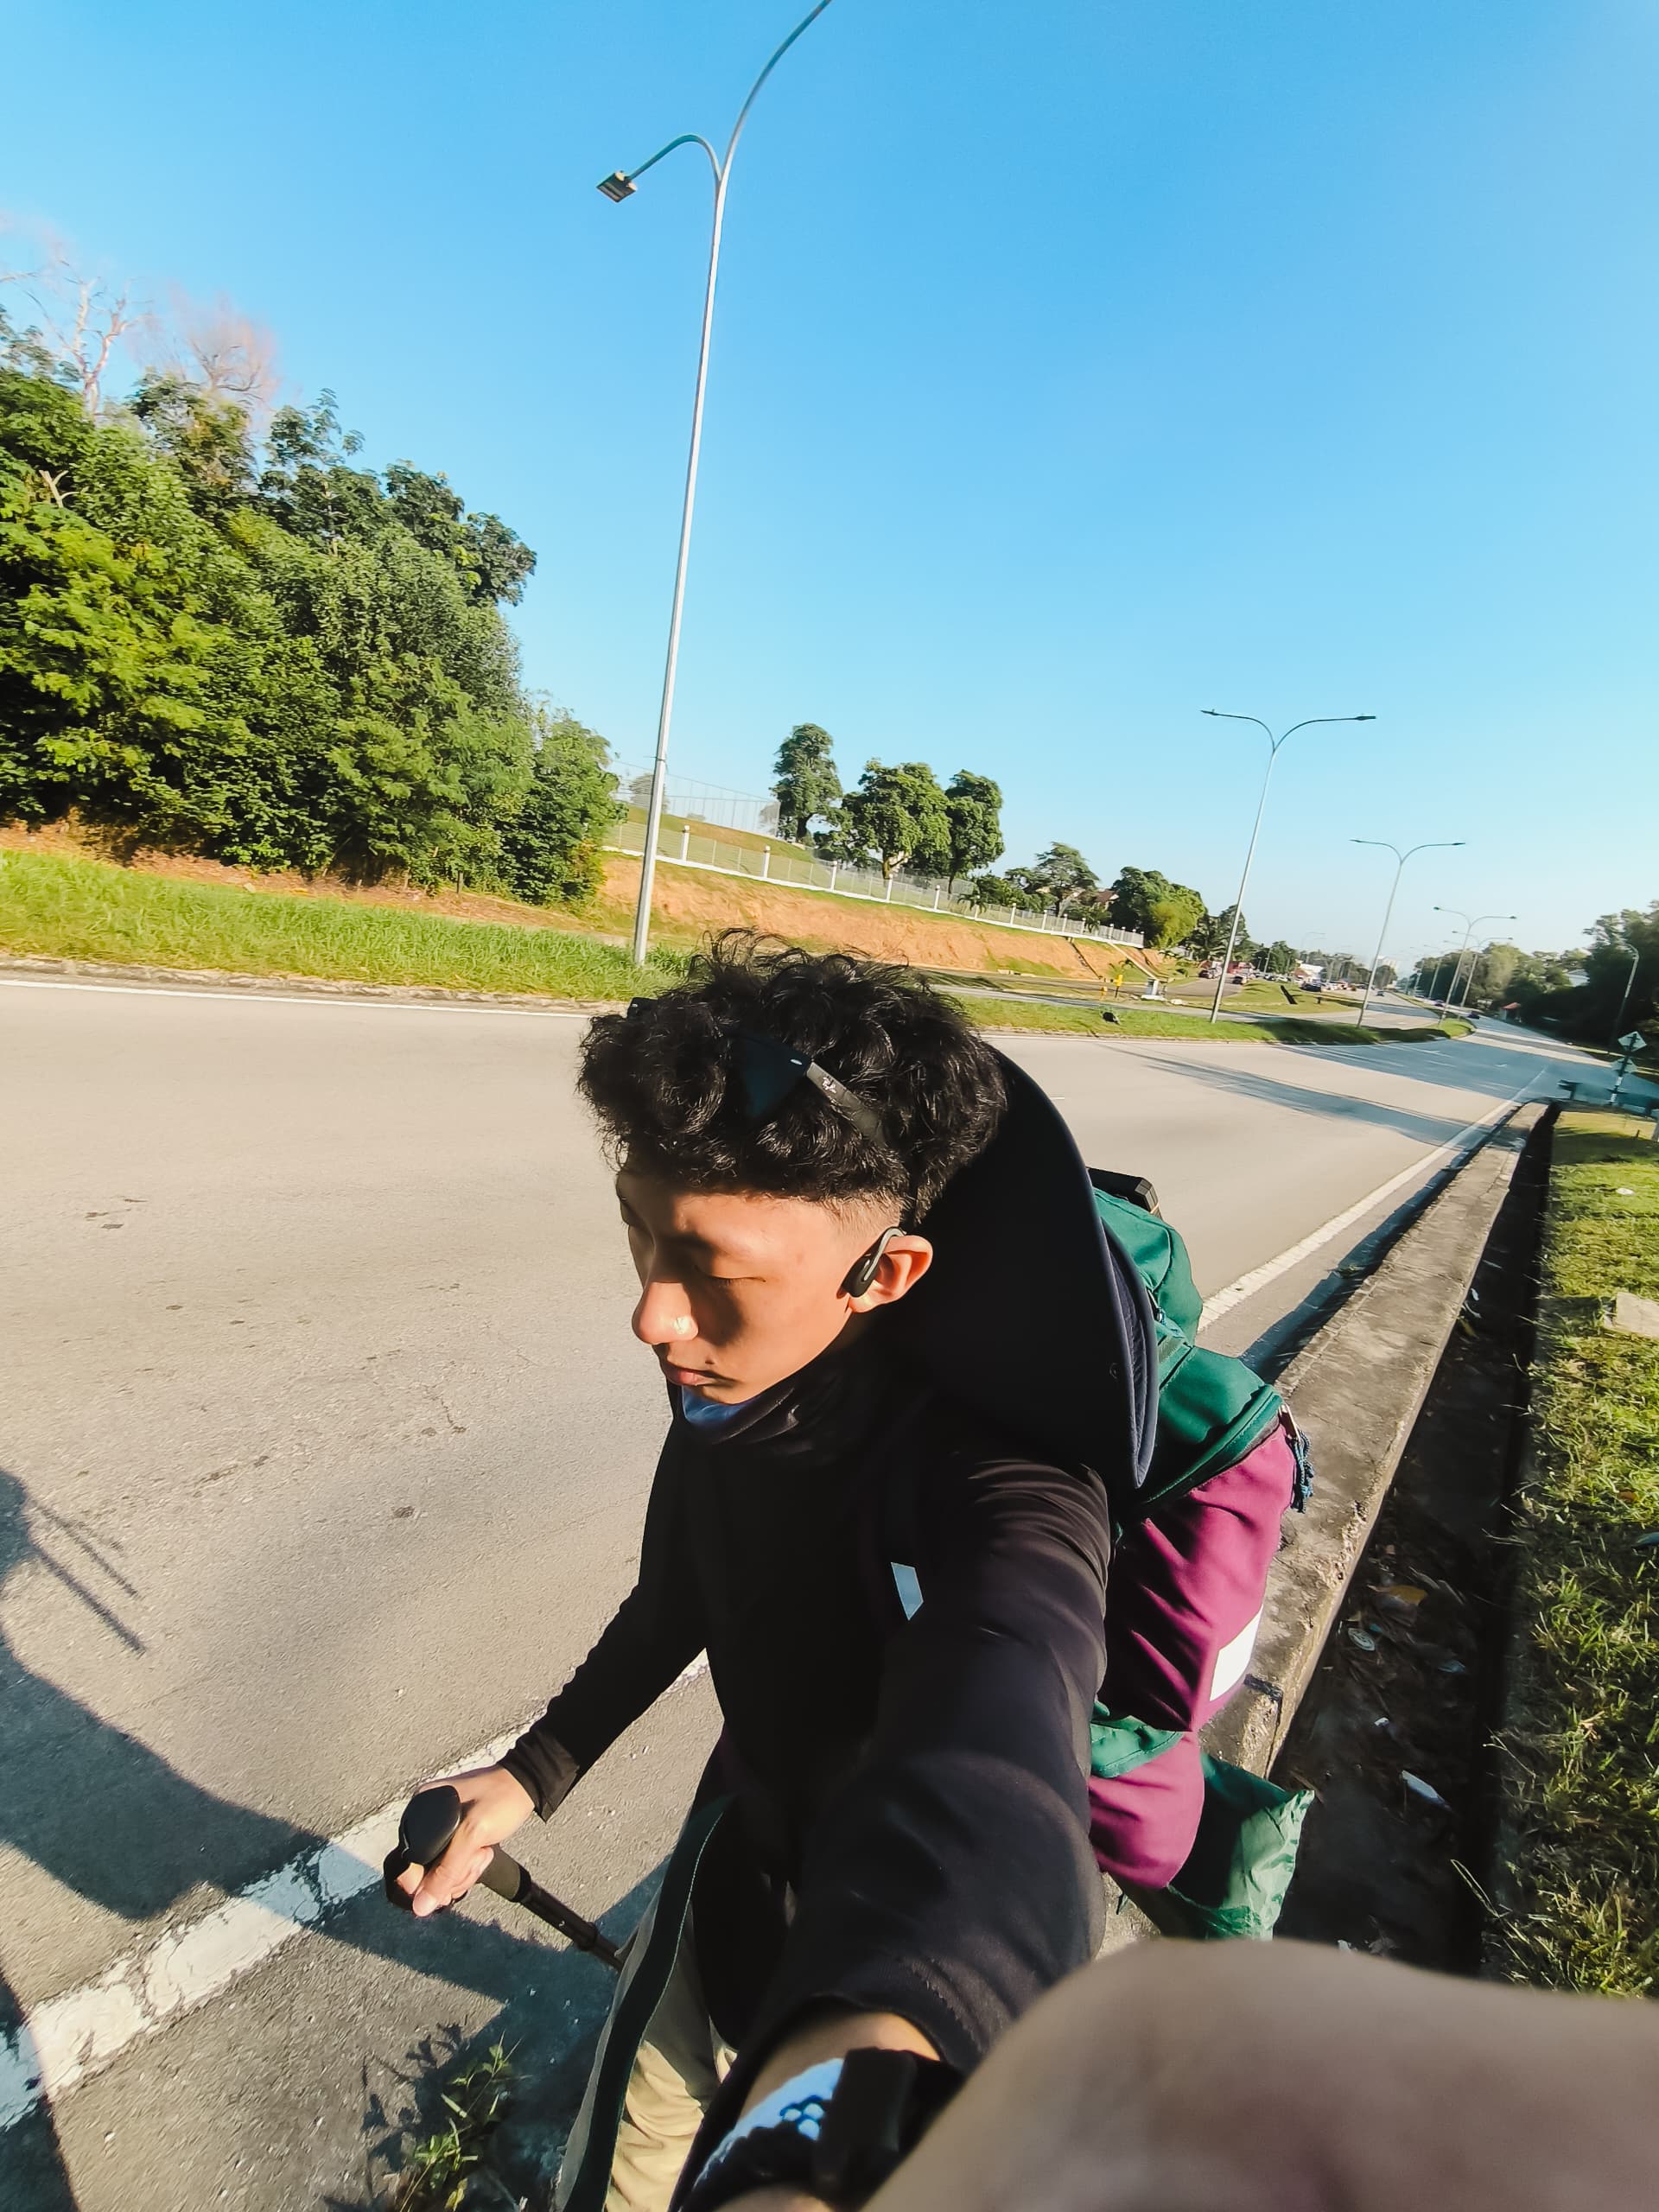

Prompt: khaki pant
[{"left": 556, "top": 1907, "right": 734, "bottom": 2212}]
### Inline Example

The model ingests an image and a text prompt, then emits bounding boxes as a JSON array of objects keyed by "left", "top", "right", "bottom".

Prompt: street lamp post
[
  {"left": 1201, "top": 709, "right": 1376, "bottom": 1022},
  {"left": 1353, "top": 840, "right": 1465, "bottom": 1027},
  {"left": 1433, "top": 906, "right": 1517, "bottom": 1012},
  {"left": 600, "top": 2, "right": 836, "bottom": 965},
  {"left": 1610, "top": 941, "right": 1642, "bottom": 1043}
]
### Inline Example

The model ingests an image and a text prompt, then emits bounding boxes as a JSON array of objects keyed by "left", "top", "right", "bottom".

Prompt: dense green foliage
[
  {"left": 819, "top": 758, "right": 952, "bottom": 880},
  {"left": 1108, "top": 865, "right": 1205, "bottom": 950},
  {"left": 770, "top": 722, "right": 842, "bottom": 842},
  {"left": 1423, "top": 906, "right": 1656, "bottom": 1044},
  {"left": 943, "top": 769, "right": 1004, "bottom": 887},
  {"left": 965, "top": 870, "right": 1048, "bottom": 916},
  {"left": 0, "top": 349, "right": 618, "bottom": 901}
]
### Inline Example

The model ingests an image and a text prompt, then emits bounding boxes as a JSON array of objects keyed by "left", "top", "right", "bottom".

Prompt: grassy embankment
[
  {"left": 1496, "top": 1111, "right": 1659, "bottom": 1994},
  {"left": 0, "top": 849, "right": 1471, "bottom": 1045},
  {"left": 0, "top": 847, "right": 672, "bottom": 998}
]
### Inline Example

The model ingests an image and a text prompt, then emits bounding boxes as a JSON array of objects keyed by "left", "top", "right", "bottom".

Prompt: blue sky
[{"left": 6, "top": 1, "right": 1655, "bottom": 959}]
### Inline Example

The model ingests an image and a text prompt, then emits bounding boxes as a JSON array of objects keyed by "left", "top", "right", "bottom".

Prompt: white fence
[
  {"left": 606, "top": 816, "right": 1143, "bottom": 950},
  {"left": 613, "top": 762, "right": 781, "bottom": 837}
]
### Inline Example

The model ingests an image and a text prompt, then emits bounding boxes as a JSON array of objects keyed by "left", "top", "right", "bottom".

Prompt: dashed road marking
[{"left": 1198, "top": 1075, "right": 1539, "bottom": 1332}]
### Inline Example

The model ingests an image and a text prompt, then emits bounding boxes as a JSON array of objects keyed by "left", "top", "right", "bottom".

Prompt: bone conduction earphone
[{"left": 842, "top": 1224, "right": 902, "bottom": 1301}]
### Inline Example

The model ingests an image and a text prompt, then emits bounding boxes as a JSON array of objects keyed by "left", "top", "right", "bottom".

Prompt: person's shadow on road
[{"left": 0, "top": 1464, "right": 587, "bottom": 2210}]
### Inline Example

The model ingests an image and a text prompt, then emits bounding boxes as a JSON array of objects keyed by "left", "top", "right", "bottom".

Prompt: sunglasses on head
[{"left": 626, "top": 998, "right": 882, "bottom": 1145}]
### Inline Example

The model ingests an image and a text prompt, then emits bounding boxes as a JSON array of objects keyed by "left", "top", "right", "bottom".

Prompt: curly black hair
[{"left": 579, "top": 931, "right": 1007, "bottom": 1218}]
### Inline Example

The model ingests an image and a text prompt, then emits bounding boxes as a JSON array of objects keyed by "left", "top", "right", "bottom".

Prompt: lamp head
[{"left": 597, "top": 171, "right": 637, "bottom": 203}]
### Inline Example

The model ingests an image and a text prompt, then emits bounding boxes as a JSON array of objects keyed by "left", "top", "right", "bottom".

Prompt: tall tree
[
  {"left": 0, "top": 336, "right": 616, "bottom": 903},
  {"left": 1204, "top": 904, "right": 1249, "bottom": 959},
  {"left": 499, "top": 706, "right": 621, "bottom": 906},
  {"left": 1031, "top": 842, "right": 1098, "bottom": 912},
  {"left": 129, "top": 372, "right": 256, "bottom": 520},
  {"left": 1144, "top": 887, "right": 1205, "bottom": 950},
  {"left": 943, "top": 769, "right": 1003, "bottom": 888},
  {"left": 967, "top": 871, "right": 1045, "bottom": 914},
  {"left": 1185, "top": 908, "right": 1230, "bottom": 961},
  {"left": 771, "top": 722, "right": 842, "bottom": 842},
  {"left": 829, "top": 759, "right": 950, "bottom": 880},
  {"left": 1106, "top": 865, "right": 1205, "bottom": 944}
]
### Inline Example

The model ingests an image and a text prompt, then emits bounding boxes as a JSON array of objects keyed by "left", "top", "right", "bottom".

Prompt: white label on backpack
[{"left": 1210, "top": 1609, "right": 1263, "bottom": 1702}]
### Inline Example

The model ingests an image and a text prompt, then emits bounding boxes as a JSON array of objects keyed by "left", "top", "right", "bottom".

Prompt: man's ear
[{"left": 846, "top": 1233, "right": 932, "bottom": 1313}]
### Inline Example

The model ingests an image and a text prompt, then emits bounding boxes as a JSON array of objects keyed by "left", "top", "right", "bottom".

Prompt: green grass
[
  {"left": 1161, "top": 977, "right": 1344, "bottom": 1011},
  {"left": 951, "top": 988, "right": 1471, "bottom": 1046},
  {"left": 396, "top": 2041, "right": 515, "bottom": 2211},
  {"left": 0, "top": 849, "right": 680, "bottom": 998},
  {"left": 625, "top": 804, "right": 788, "bottom": 860},
  {"left": 0, "top": 849, "right": 1479, "bottom": 1046},
  {"left": 1495, "top": 1111, "right": 1659, "bottom": 1996}
]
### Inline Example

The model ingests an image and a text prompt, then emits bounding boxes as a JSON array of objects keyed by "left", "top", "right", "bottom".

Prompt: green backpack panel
[{"left": 1091, "top": 1183, "right": 1294, "bottom": 1521}]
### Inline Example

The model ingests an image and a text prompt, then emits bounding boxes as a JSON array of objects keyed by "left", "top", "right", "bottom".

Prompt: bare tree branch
[
  {"left": 154, "top": 287, "right": 283, "bottom": 421},
  {"left": 0, "top": 217, "right": 149, "bottom": 414}
]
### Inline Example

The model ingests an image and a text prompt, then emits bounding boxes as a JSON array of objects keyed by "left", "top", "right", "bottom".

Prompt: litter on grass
[{"left": 1375, "top": 1583, "right": 1428, "bottom": 1611}]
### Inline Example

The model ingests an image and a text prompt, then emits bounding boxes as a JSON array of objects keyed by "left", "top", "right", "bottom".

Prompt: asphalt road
[{"left": 0, "top": 976, "right": 1608, "bottom": 2209}]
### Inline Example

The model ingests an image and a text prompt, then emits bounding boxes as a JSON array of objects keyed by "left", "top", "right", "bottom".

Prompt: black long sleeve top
[{"left": 500, "top": 1332, "right": 1111, "bottom": 2084}]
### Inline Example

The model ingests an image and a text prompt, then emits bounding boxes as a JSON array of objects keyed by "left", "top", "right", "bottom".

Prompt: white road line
[
  {"left": 0, "top": 1661, "right": 713, "bottom": 2131},
  {"left": 0, "top": 976, "right": 589, "bottom": 1020},
  {"left": 1197, "top": 1076, "right": 1538, "bottom": 1332}
]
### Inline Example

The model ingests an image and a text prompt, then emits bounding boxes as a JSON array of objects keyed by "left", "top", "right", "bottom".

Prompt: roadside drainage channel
[
  {"left": 1200, "top": 1101, "right": 1546, "bottom": 1791},
  {"left": 1271, "top": 1106, "right": 1553, "bottom": 1964}
]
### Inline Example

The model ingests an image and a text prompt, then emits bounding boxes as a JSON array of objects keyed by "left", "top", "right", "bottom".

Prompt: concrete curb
[{"left": 1205, "top": 1100, "right": 1548, "bottom": 1777}]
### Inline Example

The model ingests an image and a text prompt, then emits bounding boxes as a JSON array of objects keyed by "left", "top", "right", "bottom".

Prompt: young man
[{"left": 397, "top": 934, "right": 1158, "bottom": 2212}]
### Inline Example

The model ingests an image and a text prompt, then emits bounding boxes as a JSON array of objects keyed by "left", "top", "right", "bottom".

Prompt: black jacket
[{"left": 500, "top": 1332, "right": 1112, "bottom": 2079}]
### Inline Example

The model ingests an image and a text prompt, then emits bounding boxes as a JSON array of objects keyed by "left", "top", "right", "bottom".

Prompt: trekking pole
[{"left": 383, "top": 1783, "right": 622, "bottom": 1970}]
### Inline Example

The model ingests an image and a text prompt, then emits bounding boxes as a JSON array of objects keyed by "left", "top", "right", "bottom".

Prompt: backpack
[
  {"left": 1088, "top": 1169, "right": 1313, "bottom": 1523},
  {"left": 891, "top": 1162, "right": 1315, "bottom": 1941},
  {"left": 1084, "top": 1169, "right": 1313, "bottom": 1937}
]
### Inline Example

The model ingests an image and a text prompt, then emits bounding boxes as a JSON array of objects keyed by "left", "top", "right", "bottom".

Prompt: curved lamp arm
[
  {"left": 1199, "top": 709, "right": 1376, "bottom": 1020},
  {"left": 601, "top": 1, "right": 835, "bottom": 198}
]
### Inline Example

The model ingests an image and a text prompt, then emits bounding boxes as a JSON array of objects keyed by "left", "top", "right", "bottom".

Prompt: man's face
[{"left": 616, "top": 1167, "right": 932, "bottom": 1402}]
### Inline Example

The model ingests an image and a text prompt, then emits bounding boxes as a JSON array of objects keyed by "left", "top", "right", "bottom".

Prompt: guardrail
[{"left": 605, "top": 818, "right": 1144, "bottom": 949}]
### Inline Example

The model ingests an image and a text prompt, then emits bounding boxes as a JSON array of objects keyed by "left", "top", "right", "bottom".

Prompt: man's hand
[{"left": 394, "top": 1764, "right": 534, "bottom": 1917}]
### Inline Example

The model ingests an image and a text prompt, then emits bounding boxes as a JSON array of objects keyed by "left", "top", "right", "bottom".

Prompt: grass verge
[
  {"left": 952, "top": 990, "right": 1470, "bottom": 1045},
  {"left": 0, "top": 849, "right": 679, "bottom": 999},
  {"left": 1495, "top": 1110, "right": 1659, "bottom": 1995},
  {"left": 0, "top": 849, "right": 1475, "bottom": 1046}
]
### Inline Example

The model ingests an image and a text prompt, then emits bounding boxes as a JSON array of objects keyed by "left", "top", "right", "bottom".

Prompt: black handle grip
[
  {"left": 383, "top": 1783, "right": 524, "bottom": 1910},
  {"left": 383, "top": 1784, "right": 620, "bottom": 1967},
  {"left": 401, "top": 1782, "right": 463, "bottom": 1866}
]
